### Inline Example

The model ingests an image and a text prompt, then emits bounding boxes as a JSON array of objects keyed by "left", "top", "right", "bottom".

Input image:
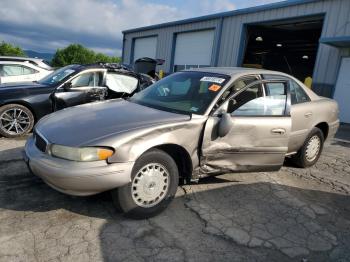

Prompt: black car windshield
[
  {"left": 38, "top": 65, "right": 77, "bottom": 85},
  {"left": 130, "top": 71, "right": 230, "bottom": 115}
]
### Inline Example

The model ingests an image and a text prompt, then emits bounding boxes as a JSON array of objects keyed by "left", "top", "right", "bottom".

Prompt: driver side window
[
  {"left": 229, "top": 83, "right": 264, "bottom": 114},
  {"left": 71, "top": 72, "right": 102, "bottom": 88},
  {"left": 220, "top": 76, "right": 261, "bottom": 114},
  {"left": 232, "top": 82, "right": 287, "bottom": 116}
]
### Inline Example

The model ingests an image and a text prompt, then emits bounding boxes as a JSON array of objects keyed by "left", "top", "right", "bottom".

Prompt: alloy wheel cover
[
  {"left": 131, "top": 163, "right": 170, "bottom": 208},
  {"left": 0, "top": 108, "right": 31, "bottom": 135},
  {"left": 305, "top": 135, "right": 321, "bottom": 162}
]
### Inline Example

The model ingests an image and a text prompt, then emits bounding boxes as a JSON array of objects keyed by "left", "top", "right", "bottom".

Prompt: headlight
[{"left": 50, "top": 144, "right": 114, "bottom": 162}]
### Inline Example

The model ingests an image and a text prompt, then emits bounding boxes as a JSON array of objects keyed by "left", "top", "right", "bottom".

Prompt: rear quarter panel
[
  {"left": 289, "top": 98, "right": 339, "bottom": 152},
  {"left": 311, "top": 98, "right": 339, "bottom": 140}
]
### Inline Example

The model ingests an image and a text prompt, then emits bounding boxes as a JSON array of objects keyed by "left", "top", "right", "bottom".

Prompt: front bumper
[{"left": 24, "top": 136, "right": 134, "bottom": 196}]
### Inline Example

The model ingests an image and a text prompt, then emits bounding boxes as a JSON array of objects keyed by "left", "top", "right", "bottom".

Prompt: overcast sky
[{"left": 0, "top": 0, "right": 280, "bottom": 56}]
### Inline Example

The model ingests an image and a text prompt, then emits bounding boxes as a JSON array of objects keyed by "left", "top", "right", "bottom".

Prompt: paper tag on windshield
[{"left": 200, "top": 76, "right": 225, "bottom": 84}]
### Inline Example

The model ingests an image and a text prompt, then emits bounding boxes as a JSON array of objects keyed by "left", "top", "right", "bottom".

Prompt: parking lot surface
[{"left": 0, "top": 135, "right": 349, "bottom": 262}]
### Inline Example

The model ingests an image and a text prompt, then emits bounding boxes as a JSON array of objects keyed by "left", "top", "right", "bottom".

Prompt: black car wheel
[
  {"left": 291, "top": 127, "right": 324, "bottom": 168},
  {"left": 111, "top": 149, "right": 179, "bottom": 219},
  {"left": 0, "top": 104, "right": 34, "bottom": 138}
]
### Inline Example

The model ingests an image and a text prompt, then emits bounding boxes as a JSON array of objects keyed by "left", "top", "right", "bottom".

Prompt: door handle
[
  {"left": 304, "top": 112, "right": 313, "bottom": 118},
  {"left": 271, "top": 128, "right": 286, "bottom": 135}
]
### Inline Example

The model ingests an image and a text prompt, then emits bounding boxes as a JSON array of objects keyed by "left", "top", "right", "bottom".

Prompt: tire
[
  {"left": 111, "top": 149, "right": 179, "bottom": 219},
  {"left": 0, "top": 104, "right": 34, "bottom": 138},
  {"left": 291, "top": 127, "right": 324, "bottom": 168}
]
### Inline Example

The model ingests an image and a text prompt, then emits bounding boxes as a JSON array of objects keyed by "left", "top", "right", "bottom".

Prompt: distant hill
[{"left": 24, "top": 50, "right": 54, "bottom": 62}]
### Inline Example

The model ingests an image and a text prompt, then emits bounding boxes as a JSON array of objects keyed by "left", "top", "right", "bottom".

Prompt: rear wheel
[
  {"left": 0, "top": 104, "right": 34, "bottom": 138},
  {"left": 111, "top": 149, "right": 179, "bottom": 219},
  {"left": 292, "top": 127, "right": 324, "bottom": 168}
]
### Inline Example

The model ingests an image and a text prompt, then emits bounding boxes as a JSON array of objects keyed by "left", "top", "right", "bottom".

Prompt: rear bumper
[{"left": 24, "top": 136, "right": 134, "bottom": 196}]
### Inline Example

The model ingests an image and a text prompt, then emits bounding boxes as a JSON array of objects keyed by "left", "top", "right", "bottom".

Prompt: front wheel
[
  {"left": 111, "top": 149, "right": 179, "bottom": 219},
  {"left": 0, "top": 104, "right": 34, "bottom": 138},
  {"left": 291, "top": 127, "right": 324, "bottom": 168}
]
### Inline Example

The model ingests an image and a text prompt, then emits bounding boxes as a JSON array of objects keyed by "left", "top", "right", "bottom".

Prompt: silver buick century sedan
[{"left": 24, "top": 68, "right": 339, "bottom": 218}]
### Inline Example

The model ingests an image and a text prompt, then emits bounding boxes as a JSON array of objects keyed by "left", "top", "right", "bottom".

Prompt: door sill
[{"left": 285, "top": 151, "right": 297, "bottom": 156}]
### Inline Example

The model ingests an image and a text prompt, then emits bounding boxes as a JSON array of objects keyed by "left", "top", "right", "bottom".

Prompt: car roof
[
  {"left": 66, "top": 63, "right": 140, "bottom": 78},
  {"left": 0, "top": 56, "right": 44, "bottom": 62},
  {"left": 0, "top": 56, "right": 53, "bottom": 70},
  {"left": 185, "top": 67, "right": 286, "bottom": 77},
  {"left": 80, "top": 63, "right": 137, "bottom": 73}
]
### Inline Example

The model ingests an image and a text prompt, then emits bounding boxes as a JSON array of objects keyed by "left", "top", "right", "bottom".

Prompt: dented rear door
[{"left": 200, "top": 79, "right": 292, "bottom": 175}]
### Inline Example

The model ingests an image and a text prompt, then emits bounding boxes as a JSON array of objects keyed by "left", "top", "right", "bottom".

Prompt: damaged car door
[
  {"left": 52, "top": 70, "right": 107, "bottom": 111},
  {"left": 200, "top": 79, "right": 291, "bottom": 175}
]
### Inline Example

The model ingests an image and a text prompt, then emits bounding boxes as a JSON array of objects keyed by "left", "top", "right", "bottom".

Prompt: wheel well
[
  {"left": 153, "top": 144, "right": 193, "bottom": 181},
  {"left": 315, "top": 122, "right": 329, "bottom": 139},
  {"left": 0, "top": 101, "right": 37, "bottom": 122}
]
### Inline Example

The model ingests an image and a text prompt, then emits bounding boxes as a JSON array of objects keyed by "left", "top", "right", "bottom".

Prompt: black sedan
[{"left": 0, "top": 63, "right": 154, "bottom": 138}]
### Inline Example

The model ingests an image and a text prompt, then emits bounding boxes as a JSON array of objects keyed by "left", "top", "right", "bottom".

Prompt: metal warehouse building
[{"left": 122, "top": 0, "right": 350, "bottom": 123}]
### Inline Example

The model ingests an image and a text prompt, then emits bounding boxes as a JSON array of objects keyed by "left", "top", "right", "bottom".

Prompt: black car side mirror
[
  {"left": 218, "top": 113, "right": 233, "bottom": 137},
  {"left": 63, "top": 82, "right": 72, "bottom": 91}
]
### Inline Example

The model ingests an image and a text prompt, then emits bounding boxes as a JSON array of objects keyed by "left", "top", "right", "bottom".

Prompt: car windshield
[
  {"left": 130, "top": 71, "right": 230, "bottom": 115},
  {"left": 38, "top": 65, "right": 77, "bottom": 85}
]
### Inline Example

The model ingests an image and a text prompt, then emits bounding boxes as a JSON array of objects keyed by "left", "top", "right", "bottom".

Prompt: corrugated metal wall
[
  {"left": 123, "top": 0, "right": 350, "bottom": 96},
  {"left": 123, "top": 19, "right": 221, "bottom": 72}
]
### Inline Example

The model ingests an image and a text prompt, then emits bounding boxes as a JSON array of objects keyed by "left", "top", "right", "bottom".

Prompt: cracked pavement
[{"left": 0, "top": 136, "right": 349, "bottom": 261}]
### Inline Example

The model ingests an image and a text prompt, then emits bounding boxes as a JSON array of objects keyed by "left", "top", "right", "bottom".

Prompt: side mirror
[
  {"left": 63, "top": 82, "right": 72, "bottom": 91},
  {"left": 218, "top": 113, "right": 233, "bottom": 137}
]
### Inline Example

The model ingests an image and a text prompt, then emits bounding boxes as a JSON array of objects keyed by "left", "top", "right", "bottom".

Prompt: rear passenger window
[
  {"left": 263, "top": 74, "right": 310, "bottom": 105},
  {"left": 290, "top": 81, "right": 310, "bottom": 104},
  {"left": 2, "top": 64, "right": 37, "bottom": 76},
  {"left": 22, "top": 66, "right": 36, "bottom": 75},
  {"left": 265, "top": 82, "right": 286, "bottom": 96},
  {"left": 2, "top": 65, "right": 23, "bottom": 76}
]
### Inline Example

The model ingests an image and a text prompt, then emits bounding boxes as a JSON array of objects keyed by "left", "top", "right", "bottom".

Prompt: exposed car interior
[{"left": 132, "top": 72, "right": 229, "bottom": 114}]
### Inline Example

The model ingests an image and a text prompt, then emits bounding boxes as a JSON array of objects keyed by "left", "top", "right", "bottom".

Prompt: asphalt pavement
[{"left": 0, "top": 129, "right": 349, "bottom": 262}]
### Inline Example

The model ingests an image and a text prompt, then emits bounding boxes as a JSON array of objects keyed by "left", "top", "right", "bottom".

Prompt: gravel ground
[{"left": 0, "top": 134, "right": 349, "bottom": 262}]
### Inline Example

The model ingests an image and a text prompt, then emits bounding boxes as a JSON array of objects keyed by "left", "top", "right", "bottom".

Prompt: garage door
[
  {"left": 173, "top": 30, "right": 215, "bottom": 72},
  {"left": 333, "top": 57, "right": 350, "bottom": 123},
  {"left": 133, "top": 37, "right": 157, "bottom": 62}
]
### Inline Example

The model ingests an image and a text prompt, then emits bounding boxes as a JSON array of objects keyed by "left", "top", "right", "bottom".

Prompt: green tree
[
  {"left": 0, "top": 41, "right": 26, "bottom": 56},
  {"left": 51, "top": 44, "right": 121, "bottom": 67}
]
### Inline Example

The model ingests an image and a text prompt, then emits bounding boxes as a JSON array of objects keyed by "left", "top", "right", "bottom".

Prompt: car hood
[
  {"left": 0, "top": 81, "right": 48, "bottom": 90},
  {"left": 36, "top": 99, "right": 191, "bottom": 146}
]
